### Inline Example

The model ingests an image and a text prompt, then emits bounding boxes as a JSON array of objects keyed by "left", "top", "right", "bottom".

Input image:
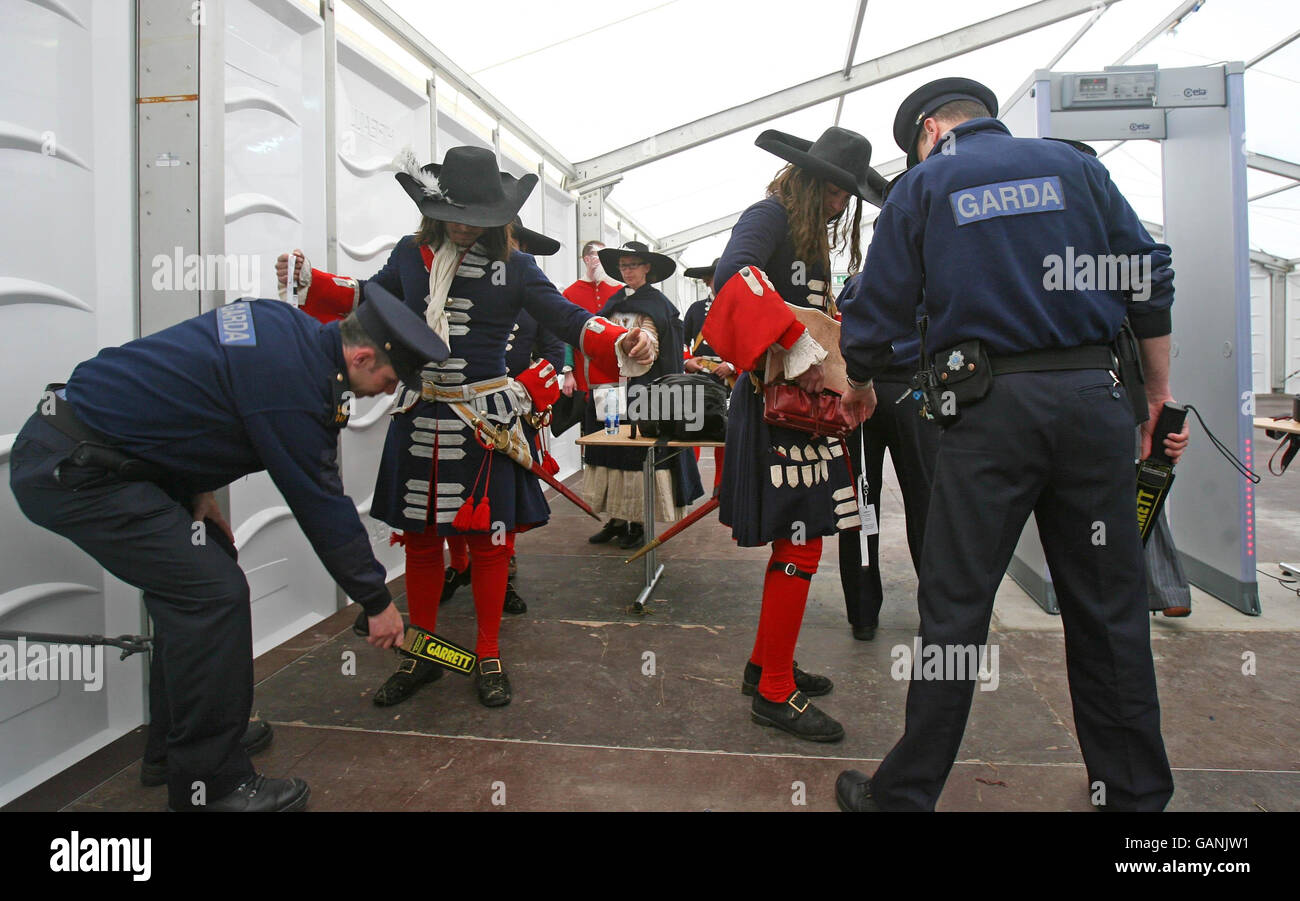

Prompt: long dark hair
[
  {"left": 414, "top": 217, "right": 512, "bottom": 262},
  {"left": 765, "top": 164, "right": 863, "bottom": 276}
]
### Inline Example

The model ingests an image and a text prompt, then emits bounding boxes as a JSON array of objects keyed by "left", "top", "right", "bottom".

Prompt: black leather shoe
[
  {"left": 373, "top": 654, "right": 442, "bottom": 707},
  {"left": 750, "top": 690, "right": 844, "bottom": 742},
  {"left": 852, "top": 624, "right": 877, "bottom": 641},
  {"left": 476, "top": 658, "right": 512, "bottom": 707},
  {"left": 741, "top": 661, "right": 832, "bottom": 697},
  {"left": 200, "top": 774, "right": 310, "bottom": 812},
  {"left": 141, "top": 719, "right": 275, "bottom": 787},
  {"left": 618, "top": 522, "right": 646, "bottom": 549},
  {"left": 835, "top": 770, "right": 882, "bottom": 812},
  {"left": 589, "top": 520, "right": 626, "bottom": 544},
  {"left": 503, "top": 582, "right": 527, "bottom": 615},
  {"left": 441, "top": 564, "right": 472, "bottom": 603}
]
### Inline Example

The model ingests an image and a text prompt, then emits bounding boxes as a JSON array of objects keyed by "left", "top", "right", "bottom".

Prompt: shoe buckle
[
  {"left": 397, "top": 657, "right": 418, "bottom": 674},
  {"left": 787, "top": 691, "right": 809, "bottom": 714},
  {"left": 480, "top": 658, "right": 502, "bottom": 675}
]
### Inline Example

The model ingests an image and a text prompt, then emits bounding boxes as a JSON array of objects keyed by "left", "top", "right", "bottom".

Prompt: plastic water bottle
[{"left": 603, "top": 386, "right": 620, "bottom": 435}]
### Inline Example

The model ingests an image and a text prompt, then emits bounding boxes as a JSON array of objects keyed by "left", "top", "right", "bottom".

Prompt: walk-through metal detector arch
[{"left": 1002, "top": 63, "right": 1260, "bottom": 616}]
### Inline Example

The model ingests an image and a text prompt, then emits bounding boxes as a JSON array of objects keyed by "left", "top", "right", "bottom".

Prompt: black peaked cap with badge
[
  {"left": 597, "top": 241, "right": 677, "bottom": 285},
  {"left": 394, "top": 145, "right": 537, "bottom": 227},
  {"left": 755, "top": 125, "right": 888, "bottom": 208},
  {"left": 893, "top": 77, "right": 999, "bottom": 169},
  {"left": 354, "top": 281, "right": 450, "bottom": 386}
]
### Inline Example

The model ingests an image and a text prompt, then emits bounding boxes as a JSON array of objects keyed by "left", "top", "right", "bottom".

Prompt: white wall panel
[
  {"left": 336, "top": 37, "right": 430, "bottom": 581},
  {"left": 223, "top": 0, "right": 335, "bottom": 654},
  {"left": 0, "top": 0, "right": 142, "bottom": 807},
  {"left": 1250, "top": 268, "right": 1269, "bottom": 395}
]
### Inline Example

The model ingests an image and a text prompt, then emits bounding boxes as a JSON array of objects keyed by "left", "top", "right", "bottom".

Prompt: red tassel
[
  {"left": 470, "top": 496, "right": 492, "bottom": 531},
  {"left": 542, "top": 452, "right": 560, "bottom": 476},
  {"left": 452, "top": 499, "right": 475, "bottom": 530},
  {"left": 389, "top": 531, "right": 407, "bottom": 547}
]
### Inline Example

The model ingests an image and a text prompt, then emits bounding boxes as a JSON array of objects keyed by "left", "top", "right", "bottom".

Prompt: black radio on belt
[{"left": 1136, "top": 402, "right": 1187, "bottom": 543}]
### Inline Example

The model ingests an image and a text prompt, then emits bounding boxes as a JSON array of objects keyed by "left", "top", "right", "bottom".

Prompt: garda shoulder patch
[
  {"left": 949, "top": 176, "right": 1065, "bottom": 227},
  {"left": 216, "top": 300, "right": 257, "bottom": 347}
]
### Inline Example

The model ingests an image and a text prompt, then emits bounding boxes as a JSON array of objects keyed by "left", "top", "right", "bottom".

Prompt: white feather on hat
[{"left": 391, "top": 147, "right": 449, "bottom": 201}]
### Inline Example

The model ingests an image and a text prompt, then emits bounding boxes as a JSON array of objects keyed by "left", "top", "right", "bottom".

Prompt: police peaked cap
[
  {"left": 597, "top": 241, "right": 677, "bottom": 284},
  {"left": 683, "top": 258, "right": 720, "bottom": 280},
  {"left": 511, "top": 216, "right": 561, "bottom": 256},
  {"left": 893, "top": 77, "right": 999, "bottom": 169},
  {"left": 354, "top": 282, "right": 450, "bottom": 387},
  {"left": 755, "top": 126, "right": 888, "bottom": 207}
]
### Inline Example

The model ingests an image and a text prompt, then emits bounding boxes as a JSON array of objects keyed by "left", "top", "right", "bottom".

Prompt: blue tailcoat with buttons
[
  {"left": 714, "top": 197, "right": 859, "bottom": 547},
  {"left": 64, "top": 298, "right": 391, "bottom": 611},
  {"left": 349, "top": 235, "right": 596, "bottom": 535}
]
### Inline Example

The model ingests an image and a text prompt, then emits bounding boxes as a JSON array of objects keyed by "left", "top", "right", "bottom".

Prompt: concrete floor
[{"left": 10, "top": 402, "right": 1300, "bottom": 812}]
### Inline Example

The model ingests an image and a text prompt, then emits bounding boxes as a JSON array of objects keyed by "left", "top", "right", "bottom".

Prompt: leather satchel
[{"left": 763, "top": 382, "right": 855, "bottom": 439}]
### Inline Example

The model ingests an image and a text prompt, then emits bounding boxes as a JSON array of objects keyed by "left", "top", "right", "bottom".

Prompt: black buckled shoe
[
  {"left": 441, "top": 564, "right": 472, "bottom": 603},
  {"left": 835, "top": 770, "right": 882, "bottom": 812},
  {"left": 141, "top": 719, "right": 275, "bottom": 787},
  {"left": 199, "top": 774, "right": 310, "bottom": 812},
  {"left": 741, "top": 660, "right": 832, "bottom": 698},
  {"left": 618, "top": 522, "right": 646, "bottom": 549},
  {"left": 476, "top": 658, "right": 512, "bottom": 707},
  {"left": 589, "top": 520, "right": 626, "bottom": 544},
  {"left": 373, "top": 654, "right": 442, "bottom": 707},
  {"left": 750, "top": 690, "right": 844, "bottom": 743},
  {"left": 503, "top": 581, "right": 527, "bottom": 615}
]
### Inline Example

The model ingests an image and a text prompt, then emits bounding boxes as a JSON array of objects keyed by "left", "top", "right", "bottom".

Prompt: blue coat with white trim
[
  {"left": 348, "top": 236, "right": 599, "bottom": 535},
  {"left": 713, "top": 197, "right": 859, "bottom": 547},
  {"left": 840, "top": 118, "right": 1173, "bottom": 383}
]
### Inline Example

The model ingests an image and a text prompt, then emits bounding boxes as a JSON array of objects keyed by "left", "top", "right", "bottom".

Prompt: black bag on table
[{"left": 629, "top": 373, "right": 728, "bottom": 443}]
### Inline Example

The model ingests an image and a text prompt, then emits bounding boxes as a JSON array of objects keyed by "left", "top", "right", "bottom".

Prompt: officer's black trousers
[
  {"left": 837, "top": 376, "right": 940, "bottom": 630},
  {"left": 10, "top": 416, "right": 255, "bottom": 811},
  {"left": 871, "top": 370, "right": 1174, "bottom": 811}
]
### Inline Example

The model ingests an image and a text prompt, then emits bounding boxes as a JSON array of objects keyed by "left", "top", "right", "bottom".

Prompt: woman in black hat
[
  {"left": 703, "top": 126, "right": 884, "bottom": 743},
  {"left": 278, "top": 146, "right": 654, "bottom": 709},
  {"left": 583, "top": 243, "right": 704, "bottom": 550}
]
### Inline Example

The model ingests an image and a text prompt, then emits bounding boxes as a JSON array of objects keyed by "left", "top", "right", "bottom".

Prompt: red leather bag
[{"left": 762, "top": 382, "right": 855, "bottom": 439}]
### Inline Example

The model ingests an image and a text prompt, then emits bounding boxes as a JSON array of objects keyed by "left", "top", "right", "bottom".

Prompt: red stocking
[
  {"left": 753, "top": 537, "right": 822, "bottom": 701},
  {"left": 403, "top": 529, "right": 446, "bottom": 633},
  {"left": 466, "top": 533, "right": 512, "bottom": 659},
  {"left": 446, "top": 535, "right": 470, "bottom": 572}
]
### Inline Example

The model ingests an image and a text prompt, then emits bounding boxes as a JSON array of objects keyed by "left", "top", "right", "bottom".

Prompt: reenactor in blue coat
[
  {"left": 282, "top": 146, "right": 654, "bottom": 710},
  {"left": 836, "top": 77, "right": 1189, "bottom": 811},
  {"left": 9, "top": 287, "right": 446, "bottom": 811}
]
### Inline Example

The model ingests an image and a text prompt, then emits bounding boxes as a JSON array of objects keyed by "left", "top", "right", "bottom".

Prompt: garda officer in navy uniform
[
  {"left": 835, "top": 266, "right": 940, "bottom": 642},
  {"left": 9, "top": 286, "right": 447, "bottom": 811},
  {"left": 835, "top": 77, "right": 1188, "bottom": 811}
]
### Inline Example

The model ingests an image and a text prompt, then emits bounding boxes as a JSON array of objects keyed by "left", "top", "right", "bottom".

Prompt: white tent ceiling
[{"left": 360, "top": 0, "right": 1299, "bottom": 265}]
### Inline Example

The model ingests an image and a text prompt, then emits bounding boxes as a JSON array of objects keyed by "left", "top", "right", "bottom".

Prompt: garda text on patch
[
  {"left": 217, "top": 300, "right": 257, "bottom": 347},
  {"left": 950, "top": 176, "right": 1064, "bottom": 226}
]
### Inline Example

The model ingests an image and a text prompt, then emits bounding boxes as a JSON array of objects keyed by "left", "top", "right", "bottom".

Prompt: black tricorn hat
[
  {"left": 755, "top": 126, "right": 888, "bottom": 208},
  {"left": 597, "top": 241, "right": 676, "bottom": 285},
  {"left": 355, "top": 281, "right": 450, "bottom": 387},
  {"left": 893, "top": 77, "right": 999, "bottom": 169},
  {"left": 394, "top": 146, "right": 537, "bottom": 228},
  {"left": 511, "top": 216, "right": 560, "bottom": 256},
  {"left": 683, "top": 258, "right": 719, "bottom": 280}
]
